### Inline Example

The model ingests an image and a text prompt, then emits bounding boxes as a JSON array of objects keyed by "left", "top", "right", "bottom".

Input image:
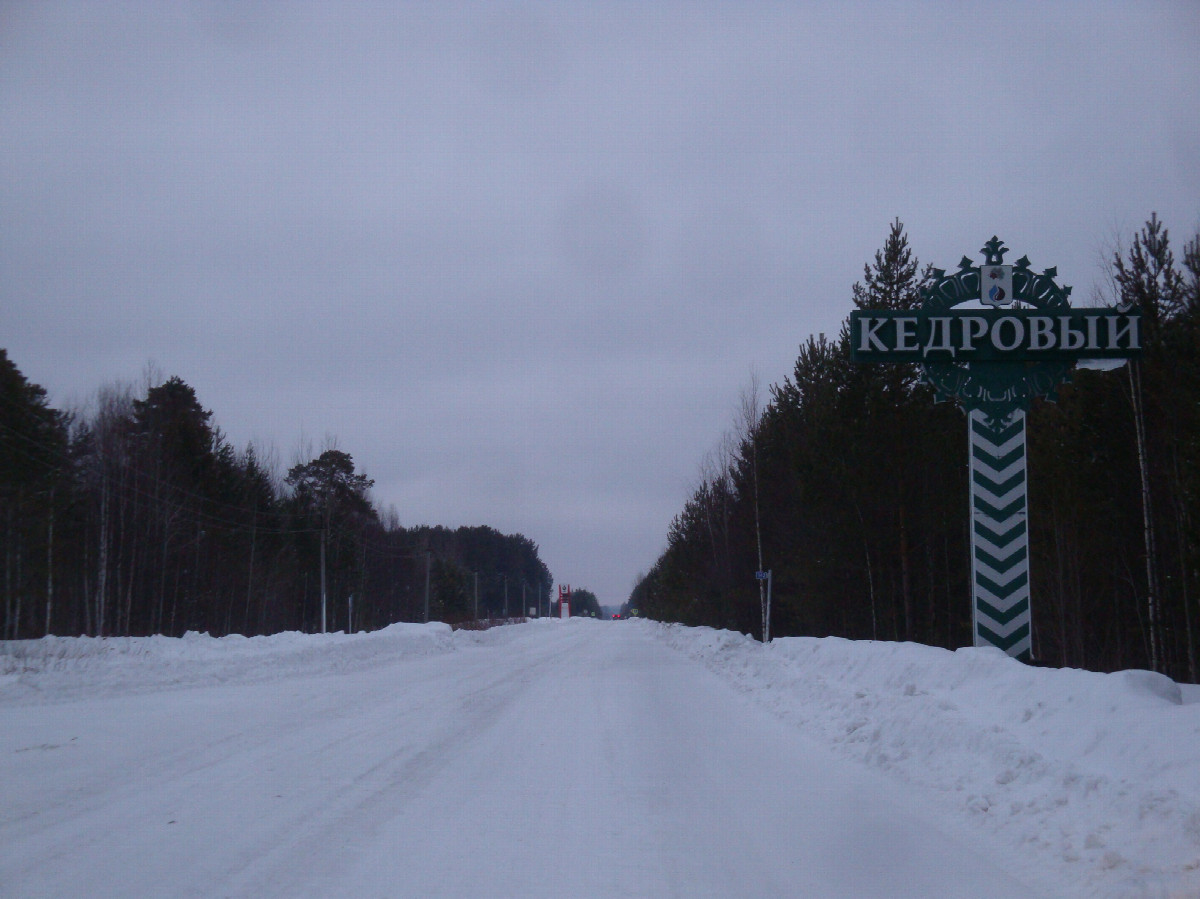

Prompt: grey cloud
[{"left": 3, "top": 1, "right": 1198, "bottom": 605}]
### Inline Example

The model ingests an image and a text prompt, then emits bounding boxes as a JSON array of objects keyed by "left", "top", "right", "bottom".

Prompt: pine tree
[
  {"left": 287, "top": 449, "right": 376, "bottom": 633},
  {"left": 0, "top": 349, "right": 67, "bottom": 638},
  {"left": 852, "top": 217, "right": 926, "bottom": 312},
  {"left": 1112, "top": 215, "right": 1189, "bottom": 671}
]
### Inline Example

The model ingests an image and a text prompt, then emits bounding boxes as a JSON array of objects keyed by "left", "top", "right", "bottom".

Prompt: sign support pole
[{"left": 968, "top": 409, "right": 1031, "bottom": 659}]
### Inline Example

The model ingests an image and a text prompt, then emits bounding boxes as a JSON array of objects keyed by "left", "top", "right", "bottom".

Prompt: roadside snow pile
[
  {"left": 653, "top": 622, "right": 1200, "bottom": 899},
  {"left": 0, "top": 622, "right": 456, "bottom": 703}
]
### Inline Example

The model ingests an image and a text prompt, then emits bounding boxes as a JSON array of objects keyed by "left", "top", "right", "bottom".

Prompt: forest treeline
[
  {"left": 631, "top": 215, "right": 1200, "bottom": 682},
  {"left": 0, "top": 365, "right": 552, "bottom": 639}
]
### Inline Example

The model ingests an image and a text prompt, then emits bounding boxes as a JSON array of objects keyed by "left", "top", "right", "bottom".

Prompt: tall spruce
[
  {"left": 0, "top": 350, "right": 67, "bottom": 639},
  {"left": 1113, "top": 215, "right": 1188, "bottom": 671},
  {"left": 846, "top": 219, "right": 935, "bottom": 639}
]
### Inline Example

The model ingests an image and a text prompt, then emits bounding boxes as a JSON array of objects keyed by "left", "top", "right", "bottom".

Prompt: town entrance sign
[{"left": 850, "top": 238, "right": 1141, "bottom": 659}]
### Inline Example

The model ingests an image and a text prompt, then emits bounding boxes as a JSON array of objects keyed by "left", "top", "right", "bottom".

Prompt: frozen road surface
[{"left": 2, "top": 620, "right": 1100, "bottom": 896}]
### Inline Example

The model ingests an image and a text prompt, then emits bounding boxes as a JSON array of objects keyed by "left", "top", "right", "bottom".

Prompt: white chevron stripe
[
  {"left": 974, "top": 582, "right": 1030, "bottom": 610},
  {"left": 974, "top": 430, "right": 1025, "bottom": 459},
  {"left": 975, "top": 555, "right": 1029, "bottom": 579},
  {"left": 983, "top": 633, "right": 1033, "bottom": 656},
  {"left": 974, "top": 561, "right": 1032, "bottom": 588},
  {"left": 973, "top": 457, "right": 1026, "bottom": 483},
  {"left": 973, "top": 483, "right": 1026, "bottom": 508},
  {"left": 974, "top": 513, "right": 1026, "bottom": 534},
  {"left": 975, "top": 612, "right": 1031, "bottom": 641},
  {"left": 973, "top": 534, "right": 1026, "bottom": 563}
]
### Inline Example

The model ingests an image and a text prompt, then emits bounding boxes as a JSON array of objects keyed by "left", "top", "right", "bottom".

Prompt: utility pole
[
  {"left": 765, "top": 570, "right": 773, "bottom": 643},
  {"left": 755, "top": 569, "right": 772, "bottom": 642},
  {"left": 473, "top": 570, "right": 478, "bottom": 621},
  {"left": 503, "top": 574, "right": 508, "bottom": 619},
  {"left": 44, "top": 489, "right": 54, "bottom": 637},
  {"left": 743, "top": 373, "right": 768, "bottom": 643},
  {"left": 423, "top": 551, "right": 431, "bottom": 623},
  {"left": 320, "top": 503, "right": 330, "bottom": 635}
]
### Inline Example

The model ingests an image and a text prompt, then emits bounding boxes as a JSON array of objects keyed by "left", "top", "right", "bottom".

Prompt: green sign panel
[{"left": 850, "top": 236, "right": 1140, "bottom": 661}]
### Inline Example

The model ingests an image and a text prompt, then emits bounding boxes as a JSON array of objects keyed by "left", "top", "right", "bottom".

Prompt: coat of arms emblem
[{"left": 981, "top": 264, "right": 1014, "bottom": 307}]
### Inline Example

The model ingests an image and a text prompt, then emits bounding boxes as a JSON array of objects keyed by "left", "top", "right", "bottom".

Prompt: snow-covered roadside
[
  {"left": 0, "top": 622, "right": 457, "bottom": 703},
  {"left": 650, "top": 620, "right": 1200, "bottom": 898},
  {"left": 0, "top": 619, "right": 568, "bottom": 704}
]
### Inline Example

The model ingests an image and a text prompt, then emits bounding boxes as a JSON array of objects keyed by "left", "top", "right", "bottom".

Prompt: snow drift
[
  {"left": 652, "top": 622, "right": 1200, "bottom": 898},
  {"left": 0, "top": 622, "right": 456, "bottom": 702}
]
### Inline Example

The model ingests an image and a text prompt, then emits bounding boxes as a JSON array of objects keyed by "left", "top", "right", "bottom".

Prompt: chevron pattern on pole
[{"left": 968, "top": 409, "right": 1032, "bottom": 660}]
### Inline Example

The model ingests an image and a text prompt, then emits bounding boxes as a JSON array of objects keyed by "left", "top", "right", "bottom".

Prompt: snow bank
[
  {"left": 0, "top": 622, "right": 456, "bottom": 703},
  {"left": 651, "top": 622, "right": 1200, "bottom": 899}
]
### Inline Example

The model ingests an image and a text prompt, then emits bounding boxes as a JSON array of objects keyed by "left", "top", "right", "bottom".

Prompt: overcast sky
[{"left": 2, "top": 2, "right": 1198, "bottom": 607}]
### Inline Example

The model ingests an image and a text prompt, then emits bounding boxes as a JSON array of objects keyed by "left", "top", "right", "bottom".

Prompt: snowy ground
[
  {"left": 657, "top": 624, "right": 1200, "bottom": 898},
  {"left": 1, "top": 619, "right": 1197, "bottom": 897}
]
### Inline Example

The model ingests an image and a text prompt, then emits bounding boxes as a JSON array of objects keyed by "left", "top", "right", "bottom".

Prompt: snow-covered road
[{"left": 3, "top": 618, "right": 1194, "bottom": 897}]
